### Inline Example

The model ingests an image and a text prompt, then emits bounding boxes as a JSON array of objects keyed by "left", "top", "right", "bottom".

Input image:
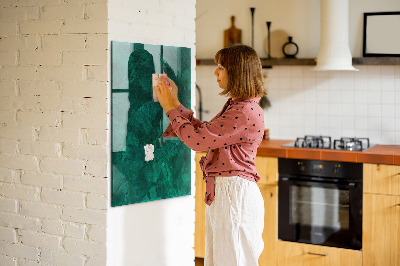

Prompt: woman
[{"left": 154, "top": 44, "right": 266, "bottom": 266}]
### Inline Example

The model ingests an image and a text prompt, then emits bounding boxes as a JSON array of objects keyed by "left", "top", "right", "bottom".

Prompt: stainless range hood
[{"left": 314, "top": 0, "right": 358, "bottom": 71}]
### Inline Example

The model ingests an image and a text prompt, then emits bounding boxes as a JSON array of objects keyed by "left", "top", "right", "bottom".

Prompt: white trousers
[{"left": 205, "top": 176, "right": 265, "bottom": 266}]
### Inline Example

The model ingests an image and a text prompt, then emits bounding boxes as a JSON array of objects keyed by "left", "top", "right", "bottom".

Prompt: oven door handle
[{"left": 280, "top": 177, "right": 357, "bottom": 189}]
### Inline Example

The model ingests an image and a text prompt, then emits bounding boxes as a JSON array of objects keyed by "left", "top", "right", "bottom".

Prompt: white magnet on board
[{"left": 144, "top": 144, "right": 154, "bottom": 161}]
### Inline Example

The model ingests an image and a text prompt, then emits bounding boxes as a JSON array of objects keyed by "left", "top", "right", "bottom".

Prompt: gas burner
[
  {"left": 333, "top": 137, "right": 370, "bottom": 151},
  {"left": 283, "top": 136, "right": 372, "bottom": 151},
  {"left": 295, "top": 135, "right": 332, "bottom": 149}
]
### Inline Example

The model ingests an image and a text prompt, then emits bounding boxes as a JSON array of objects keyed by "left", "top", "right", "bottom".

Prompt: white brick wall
[{"left": 0, "top": 0, "right": 108, "bottom": 265}]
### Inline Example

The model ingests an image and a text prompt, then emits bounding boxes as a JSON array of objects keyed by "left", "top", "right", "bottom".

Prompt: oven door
[{"left": 278, "top": 176, "right": 362, "bottom": 250}]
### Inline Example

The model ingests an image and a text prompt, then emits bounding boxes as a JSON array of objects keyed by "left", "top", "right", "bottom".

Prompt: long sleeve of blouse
[
  {"left": 165, "top": 104, "right": 249, "bottom": 152},
  {"left": 162, "top": 104, "right": 202, "bottom": 138}
]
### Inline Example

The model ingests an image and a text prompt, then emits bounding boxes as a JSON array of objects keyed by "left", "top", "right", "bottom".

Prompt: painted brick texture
[{"left": 0, "top": 0, "right": 108, "bottom": 265}]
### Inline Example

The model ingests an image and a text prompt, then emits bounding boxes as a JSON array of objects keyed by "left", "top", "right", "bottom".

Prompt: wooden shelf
[
  {"left": 260, "top": 58, "right": 316, "bottom": 67},
  {"left": 352, "top": 57, "right": 400, "bottom": 65},
  {"left": 196, "top": 57, "right": 400, "bottom": 67}
]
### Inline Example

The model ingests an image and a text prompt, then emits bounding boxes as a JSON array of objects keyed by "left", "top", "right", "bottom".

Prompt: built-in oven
[{"left": 278, "top": 158, "right": 363, "bottom": 250}]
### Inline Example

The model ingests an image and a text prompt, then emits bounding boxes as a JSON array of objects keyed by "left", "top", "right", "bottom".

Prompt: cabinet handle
[{"left": 307, "top": 252, "right": 328, "bottom": 256}]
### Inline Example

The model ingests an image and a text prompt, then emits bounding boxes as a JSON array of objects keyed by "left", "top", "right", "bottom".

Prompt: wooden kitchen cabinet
[
  {"left": 255, "top": 156, "right": 278, "bottom": 186},
  {"left": 364, "top": 163, "right": 400, "bottom": 196},
  {"left": 258, "top": 184, "right": 278, "bottom": 266},
  {"left": 363, "top": 193, "right": 400, "bottom": 266},
  {"left": 256, "top": 156, "right": 278, "bottom": 266},
  {"left": 363, "top": 163, "right": 400, "bottom": 266},
  {"left": 276, "top": 241, "right": 362, "bottom": 266},
  {"left": 195, "top": 152, "right": 207, "bottom": 258}
]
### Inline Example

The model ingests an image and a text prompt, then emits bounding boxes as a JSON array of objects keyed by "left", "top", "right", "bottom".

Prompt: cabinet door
[
  {"left": 259, "top": 185, "right": 278, "bottom": 266},
  {"left": 195, "top": 152, "right": 207, "bottom": 258},
  {"left": 364, "top": 164, "right": 400, "bottom": 196},
  {"left": 277, "top": 241, "right": 362, "bottom": 266},
  {"left": 363, "top": 193, "right": 400, "bottom": 266},
  {"left": 255, "top": 156, "right": 278, "bottom": 186}
]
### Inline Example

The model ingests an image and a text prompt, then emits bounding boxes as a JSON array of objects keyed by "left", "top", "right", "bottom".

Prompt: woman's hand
[
  {"left": 166, "top": 77, "right": 180, "bottom": 109},
  {"left": 153, "top": 77, "right": 175, "bottom": 114}
]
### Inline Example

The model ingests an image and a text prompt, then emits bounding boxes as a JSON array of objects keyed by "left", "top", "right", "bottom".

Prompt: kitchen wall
[
  {"left": 107, "top": 1, "right": 196, "bottom": 266},
  {"left": 0, "top": 0, "right": 108, "bottom": 265},
  {"left": 196, "top": 0, "right": 400, "bottom": 145}
]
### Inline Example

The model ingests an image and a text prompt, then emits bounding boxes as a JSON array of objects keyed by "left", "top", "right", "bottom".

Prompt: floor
[{"left": 195, "top": 257, "right": 204, "bottom": 266}]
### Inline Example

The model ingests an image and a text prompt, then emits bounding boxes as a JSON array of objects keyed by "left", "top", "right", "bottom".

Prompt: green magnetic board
[{"left": 111, "top": 41, "right": 191, "bottom": 207}]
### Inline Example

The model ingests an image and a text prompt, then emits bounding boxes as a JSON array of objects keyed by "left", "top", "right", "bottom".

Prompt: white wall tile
[
  {"left": 342, "top": 128, "right": 355, "bottom": 137},
  {"left": 382, "top": 78, "right": 395, "bottom": 91},
  {"left": 355, "top": 116, "right": 368, "bottom": 130},
  {"left": 382, "top": 131, "right": 396, "bottom": 144},
  {"left": 279, "top": 77, "right": 291, "bottom": 89},
  {"left": 368, "top": 130, "right": 382, "bottom": 144},
  {"left": 368, "top": 117, "right": 382, "bottom": 131},
  {"left": 395, "top": 118, "right": 400, "bottom": 131},
  {"left": 316, "top": 103, "right": 329, "bottom": 115},
  {"left": 367, "top": 91, "right": 381, "bottom": 105},
  {"left": 316, "top": 89, "right": 329, "bottom": 103},
  {"left": 328, "top": 88, "right": 341, "bottom": 103},
  {"left": 382, "top": 90, "right": 395, "bottom": 104},
  {"left": 303, "top": 88, "right": 316, "bottom": 103},
  {"left": 367, "top": 104, "right": 382, "bottom": 118},
  {"left": 341, "top": 89, "right": 354, "bottom": 104},
  {"left": 396, "top": 86, "right": 400, "bottom": 104},
  {"left": 304, "top": 102, "right": 316, "bottom": 115},
  {"left": 291, "top": 67, "right": 304, "bottom": 78},
  {"left": 382, "top": 105, "right": 395, "bottom": 118},
  {"left": 316, "top": 115, "right": 330, "bottom": 128},
  {"left": 354, "top": 88, "right": 368, "bottom": 104},
  {"left": 382, "top": 117, "right": 396, "bottom": 131},
  {"left": 196, "top": 65, "right": 400, "bottom": 144},
  {"left": 367, "top": 77, "right": 381, "bottom": 91},
  {"left": 395, "top": 66, "right": 400, "bottom": 78},
  {"left": 291, "top": 77, "right": 304, "bottom": 90},
  {"left": 355, "top": 104, "right": 368, "bottom": 117},
  {"left": 381, "top": 66, "right": 394, "bottom": 77},
  {"left": 342, "top": 117, "right": 355, "bottom": 129},
  {"left": 341, "top": 104, "right": 355, "bottom": 116},
  {"left": 396, "top": 104, "right": 400, "bottom": 118}
]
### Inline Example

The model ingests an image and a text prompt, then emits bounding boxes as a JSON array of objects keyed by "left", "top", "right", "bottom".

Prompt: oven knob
[
  {"left": 298, "top": 161, "right": 305, "bottom": 171},
  {"left": 334, "top": 164, "right": 341, "bottom": 174},
  {"left": 334, "top": 167, "right": 339, "bottom": 174}
]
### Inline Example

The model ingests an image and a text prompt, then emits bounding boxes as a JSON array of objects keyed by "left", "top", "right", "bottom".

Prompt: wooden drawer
[
  {"left": 364, "top": 164, "right": 400, "bottom": 196},
  {"left": 277, "top": 241, "right": 362, "bottom": 266}
]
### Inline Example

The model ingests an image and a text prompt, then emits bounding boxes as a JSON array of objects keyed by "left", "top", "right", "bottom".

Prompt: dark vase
[{"left": 282, "top": 36, "right": 299, "bottom": 58}]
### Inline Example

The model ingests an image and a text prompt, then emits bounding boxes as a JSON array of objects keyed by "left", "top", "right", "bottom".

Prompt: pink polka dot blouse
[{"left": 162, "top": 97, "right": 265, "bottom": 205}]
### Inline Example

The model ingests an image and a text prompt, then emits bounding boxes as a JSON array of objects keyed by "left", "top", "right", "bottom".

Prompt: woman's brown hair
[{"left": 214, "top": 45, "right": 266, "bottom": 99}]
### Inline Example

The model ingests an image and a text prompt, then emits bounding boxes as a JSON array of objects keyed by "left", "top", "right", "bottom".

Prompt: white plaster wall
[
  {"left": 196, "top": 0, "right": 400, "bottom": 145},
  {"left": 107, "top": 1, "right": 197, "bottom": 266}
]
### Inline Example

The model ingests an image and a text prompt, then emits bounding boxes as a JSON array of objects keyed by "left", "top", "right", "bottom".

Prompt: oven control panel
[{"left": 280, "top": 158, "right": 362, "bottom": 180}]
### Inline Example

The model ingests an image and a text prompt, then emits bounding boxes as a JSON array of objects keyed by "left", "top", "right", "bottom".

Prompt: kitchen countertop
[{"left": 256, "top": 139, "right": 400, "bottom": 165}]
